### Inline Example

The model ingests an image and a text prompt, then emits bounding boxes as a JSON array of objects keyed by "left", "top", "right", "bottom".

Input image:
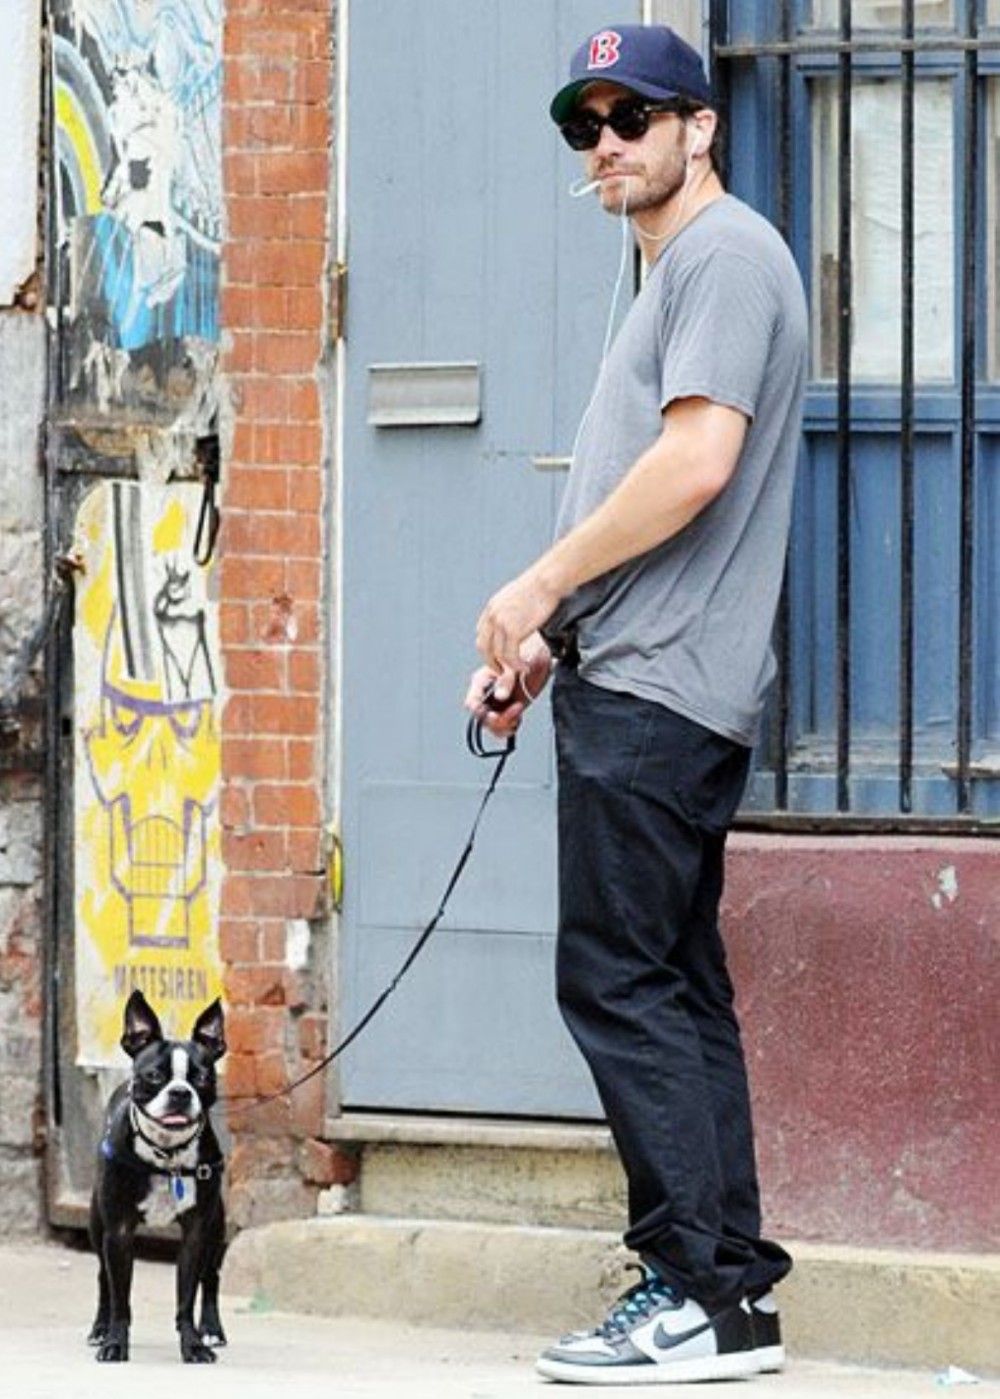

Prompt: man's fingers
[
  {"left": 482, "top": 702, "right": 524, "bottom": 737},
  {"left": 475, "top": 603, "right": 497, "bottom": 649},
  {"left": 498, "top": 629, "right": 523, "bottom": 671},
  {"left": 464, "top": 665, "right": 500, "bottom": 712},
  {"left": 478, "top": 625, "right": 509, "bottom": 673},
  {"left": 490, "top": 664, "right": 520, "bottom": 704},
  {"left": 475, "top": 619, "right": 495, "bottom": 669},
  {"left": 464, "top": 674, "right": 488, "bottom": 710},
  {"left": 476, "top": 606, "right": 519, "bottom": 673}
]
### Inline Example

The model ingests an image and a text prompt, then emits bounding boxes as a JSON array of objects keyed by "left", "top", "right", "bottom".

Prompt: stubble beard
[{"left": 597, "top": 132, "right": 689, "bottom": 219}]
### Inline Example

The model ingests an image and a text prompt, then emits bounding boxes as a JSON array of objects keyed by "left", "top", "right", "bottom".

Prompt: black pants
[{"left": 552, "top": 664, "right": 791, "bottom": 1310}]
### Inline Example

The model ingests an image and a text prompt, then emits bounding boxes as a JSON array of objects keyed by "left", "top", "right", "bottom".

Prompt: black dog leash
[{"left": 225, "top": 687, "right": 516, "bottom": 1119}]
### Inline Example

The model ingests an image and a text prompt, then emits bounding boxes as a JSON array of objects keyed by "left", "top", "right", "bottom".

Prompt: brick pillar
[{"left": 219, "top": 0, "right": 353, "bottom": 1225}]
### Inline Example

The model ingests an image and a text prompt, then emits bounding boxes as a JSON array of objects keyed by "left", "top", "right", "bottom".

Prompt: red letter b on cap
[{"left": 588, "top": 30, "right": 622, "bottom": 70}]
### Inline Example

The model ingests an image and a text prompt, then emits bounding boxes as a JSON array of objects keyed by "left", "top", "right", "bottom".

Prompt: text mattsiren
[{"left": 113, "top": 964, "right": 210, "bottom": 1004}]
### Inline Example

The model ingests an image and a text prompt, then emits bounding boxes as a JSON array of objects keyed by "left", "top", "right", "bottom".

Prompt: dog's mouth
[
  {"left": 156, "top": 1111, "right": 199, "bottom": 1130},
  {"left": 130, "top": 1098, "right": 204, "bottom": 1149}
]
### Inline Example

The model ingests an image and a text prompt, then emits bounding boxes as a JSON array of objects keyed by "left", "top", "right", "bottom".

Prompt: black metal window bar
[{"left": 711, "top": 0, "right": 999, "bottom": 833}]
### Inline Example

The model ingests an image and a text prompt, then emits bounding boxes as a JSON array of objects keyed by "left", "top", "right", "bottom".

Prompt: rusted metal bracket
[{"left": 331, "top": 261, "right": 348, "bottom": 342}]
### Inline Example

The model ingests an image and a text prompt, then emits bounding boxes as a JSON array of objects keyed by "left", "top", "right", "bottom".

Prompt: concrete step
[
  {"left": 224, "top": 1214, "right": 1000, "bottom": 1375},
  {"left": 9, "top": 1240, "right": 1000, "bottom": 1398}
]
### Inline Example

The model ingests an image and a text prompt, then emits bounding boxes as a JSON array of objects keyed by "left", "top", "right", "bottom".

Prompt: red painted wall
[{"left": 726, "top": 835, "right": 1000, "bottom": 1252}]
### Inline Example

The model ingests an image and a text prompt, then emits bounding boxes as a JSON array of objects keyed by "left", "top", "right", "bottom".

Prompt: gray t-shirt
[{"left": 543, "top": 193, "right": 808, "bottom": 746}]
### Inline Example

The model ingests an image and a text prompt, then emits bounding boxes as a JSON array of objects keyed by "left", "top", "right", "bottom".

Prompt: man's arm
[{"left": 476, "top": 396, "right": 748, "bottom": 672}]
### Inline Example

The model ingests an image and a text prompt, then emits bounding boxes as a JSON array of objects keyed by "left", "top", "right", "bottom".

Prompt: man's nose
[{"left": 593, "top": 121, "right": 625, "bottom": 158}]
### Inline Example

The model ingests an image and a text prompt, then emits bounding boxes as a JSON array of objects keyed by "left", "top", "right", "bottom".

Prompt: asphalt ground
[{"left": 2, "top": 1239, "right": 998, "bottom": 1399}]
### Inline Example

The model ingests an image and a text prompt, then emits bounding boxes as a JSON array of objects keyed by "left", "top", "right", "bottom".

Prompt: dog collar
[
  {"left": 128, "top": 1097, "right": 204, "bottom": 1158},
  {"left": 100, "top": 1134, "right": 224, "bottom": 1182}
]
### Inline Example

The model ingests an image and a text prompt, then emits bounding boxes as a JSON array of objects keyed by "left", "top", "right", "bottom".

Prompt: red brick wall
[{"left": 219, "top": 0, "right": 354, "bottom": 1225}]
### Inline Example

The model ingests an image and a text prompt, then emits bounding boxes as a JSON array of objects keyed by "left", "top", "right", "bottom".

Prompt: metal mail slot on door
[
  {"left": 367, "top": 362, "right": 481, "bottom": 427},
  {"left": 532, "top": 455, "right": 572, "bottom": 472}
]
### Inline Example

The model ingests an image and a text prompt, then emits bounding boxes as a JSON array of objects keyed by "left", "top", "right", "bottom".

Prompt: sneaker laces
[{"left": 599, "top": 1265, "right": 680, "bottom": 1340}]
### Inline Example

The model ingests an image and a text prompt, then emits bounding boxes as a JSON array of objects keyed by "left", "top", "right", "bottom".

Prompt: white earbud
[{"left": 688, "top": 126, "right": 709, "bottom": 159}]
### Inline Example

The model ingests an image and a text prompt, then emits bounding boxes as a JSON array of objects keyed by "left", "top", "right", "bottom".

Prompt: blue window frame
[{"left": 717, "top": 0, "right": 1000, "bottom": 825}]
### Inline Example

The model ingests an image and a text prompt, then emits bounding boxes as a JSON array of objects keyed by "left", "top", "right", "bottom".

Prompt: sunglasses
[{"left": 559, "top": 98, "right": 678, "bottom": 152}]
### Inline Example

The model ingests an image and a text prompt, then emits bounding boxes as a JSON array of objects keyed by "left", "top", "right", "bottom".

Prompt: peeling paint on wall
[
  {"left": 52, "top": 0, "right": 221, "bottom": 424},
  {"left": 0, "top": 5, "right": 41, "bottom": 305},
  {"left": 931, "top": 864, "right": 959, "bottom": 910},
  {"left": 0, "top": 316, "right": 47, "bottom": 682}
]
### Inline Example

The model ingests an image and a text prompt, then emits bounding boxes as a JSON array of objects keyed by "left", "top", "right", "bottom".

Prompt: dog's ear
[
  {"left": 191, "top": 998, "right": 226, "bottom": 1062},
  {"left": 121, "top": 990, "right": 163, "bottom": 1058}
]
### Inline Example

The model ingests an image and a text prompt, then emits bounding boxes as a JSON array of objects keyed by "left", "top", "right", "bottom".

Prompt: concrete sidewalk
[{"left": 3, "top": 1240, "right": 997, "bottom": 1399}]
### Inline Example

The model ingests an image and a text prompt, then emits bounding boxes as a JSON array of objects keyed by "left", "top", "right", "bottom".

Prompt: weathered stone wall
[
  {"left": 0, "top": 0, "right": 46, "bottom": 1236},
  {"left": 0, "top": 312, "right": 47, "bottom": 1233}
]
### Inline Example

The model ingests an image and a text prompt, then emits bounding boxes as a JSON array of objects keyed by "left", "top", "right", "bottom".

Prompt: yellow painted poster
[{"left": 74, "top": 481, "right": 223, "bottom": 1066}]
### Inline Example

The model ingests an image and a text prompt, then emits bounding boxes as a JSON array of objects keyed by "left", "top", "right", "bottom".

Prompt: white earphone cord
[{"left": 566, "top": 174, "right": 633, "bottom": 471}]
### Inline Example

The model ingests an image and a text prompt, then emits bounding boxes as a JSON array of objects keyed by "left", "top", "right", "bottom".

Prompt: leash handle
[{"left": 465, "top": 679, "right": 518, "bottom": 760}]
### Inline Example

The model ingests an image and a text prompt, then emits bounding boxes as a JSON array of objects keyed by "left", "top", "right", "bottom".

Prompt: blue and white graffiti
[{"left": 55, "top": 0, "right": 221, "bottom": 357}]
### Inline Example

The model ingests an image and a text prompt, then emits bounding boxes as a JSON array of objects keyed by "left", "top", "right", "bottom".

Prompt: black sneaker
[
  {"left": 748, "top": 1289, "right": 784, "bottom": 1372},
  {"left": 535, "top": 1265, "right": 761, "bottom": 1385}
]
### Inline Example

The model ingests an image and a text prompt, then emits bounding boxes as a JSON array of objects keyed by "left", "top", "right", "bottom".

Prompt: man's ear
[
  {"left": 121, "top": 990, "right": 163, "bottom": 1058},
  {"left": 191, "top": 999, "right": 226, "bottom": 1062}
]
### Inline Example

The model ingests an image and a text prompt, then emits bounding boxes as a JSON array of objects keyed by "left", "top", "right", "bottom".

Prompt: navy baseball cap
[{"left": 550, "top": 24, "right": 712, "bottom": 125}]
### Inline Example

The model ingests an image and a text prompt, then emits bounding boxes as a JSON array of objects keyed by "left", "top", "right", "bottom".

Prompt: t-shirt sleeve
[{"left": 659, "top": 251, "right": 776, "bottom": 420}]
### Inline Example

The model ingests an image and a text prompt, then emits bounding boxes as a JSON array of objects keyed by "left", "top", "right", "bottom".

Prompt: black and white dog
[{"left": 88, "top": 990, "right": 228, "bottom": 1363}]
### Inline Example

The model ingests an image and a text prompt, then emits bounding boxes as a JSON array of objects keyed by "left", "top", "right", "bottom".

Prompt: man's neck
[{"left": 634, "top": 170, "right": 725, "bottom": 265}]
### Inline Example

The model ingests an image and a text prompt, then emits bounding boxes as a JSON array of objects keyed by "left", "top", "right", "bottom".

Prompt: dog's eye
[{"left": 144, "top": 1069, "right": 167, "bottom": 1087}]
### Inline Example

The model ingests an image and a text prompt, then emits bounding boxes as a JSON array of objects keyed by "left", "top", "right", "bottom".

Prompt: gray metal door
[{"left": 340, "top": 0, "right": 636, "bottom": 1114}]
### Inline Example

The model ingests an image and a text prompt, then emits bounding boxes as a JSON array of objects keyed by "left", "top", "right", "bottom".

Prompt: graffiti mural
[
  {"left": 52, "top": 0, "right": 221, "bottom": 420},
  {"left": 73, "top": 481, "right": 223, "bottom": 1066}
]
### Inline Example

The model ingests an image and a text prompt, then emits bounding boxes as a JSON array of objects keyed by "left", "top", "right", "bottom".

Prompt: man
[{"left": 465, "top": 23, "right": 807, "bottom": 1386}]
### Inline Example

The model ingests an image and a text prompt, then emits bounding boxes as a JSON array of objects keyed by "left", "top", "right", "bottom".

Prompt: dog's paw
[
  {"left": 95, "top": 1340, "right": 129, "bottom": 1363},
  {"left": 86, "top": 1322, "right": 108, "bottom": 1347},
  {"left": 181, "top": 1339, "right": 218, "bottom": 1364},
  {"left": 198, "top": 1309, "right": 227, "bottom": 1348}
]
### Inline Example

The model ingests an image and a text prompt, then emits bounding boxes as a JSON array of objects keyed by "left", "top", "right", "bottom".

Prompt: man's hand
[
  {"left": 475, "top": 567, "right": 563, "bottom": 673},
  {"left": 464, "top": 633, "right": 553, "bottom": 740}
]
